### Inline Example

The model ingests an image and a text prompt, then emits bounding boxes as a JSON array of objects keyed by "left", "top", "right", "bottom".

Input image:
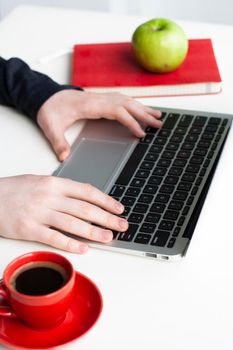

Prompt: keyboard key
[
  {"left": 153, "top": 137, "right": 167, "bottom": 145},
  {"left": 187, "top": 196, "right": 194, "bottom": 205},
  {"left": 182, "top": 206, "right": 190, "bottom": 215},
  {"left": 148, "top": 175, "right": 163, "bottom": 185},
  {"left": 168, "top": 200, "right": 184, "bottom": 210},
  {"left": 173, "top": 191, "right": 188, "bottom": 201},
  {"left": 145, "top": 213, "right": 161, "bottom": 223},
  {"left": 194, "top": 148, "right": 207, "bottom": 156},
  {"left": 143, "top": 185, "right": 158, "bottom": 194},
  {"left": 177, "top": 216, "right": 185, "bottom": 226},
  {"left": 182, "top": 173, "right": 196, "bottom": 182},
  {"left": 131, "top": 178, "right": 146, "bottom": 187},
  {"left": 138, "top": 194, "right": 153, "bottom": 204},
  {"left": 158, "top": 129, "right": 171, "bottom": 138},
  {"left": 174, "top": 127, "right": 187, "bottom": 135},
  {"left": 189, "top": 126, "right": 202, "bottom": 134},
  {"left": 163, "top": 210, "right": 179, "bottom": 221},
  {"left": 145, "top": 153, "right": 159, "bottom": 162},
  {"left": 185, "top": 134, "right": 199, "bottom": 143},
  {"left": 193, "top": 116, "right": 207, "bottom": 126},
  {"left": 140, "top": 161, "right": 154, "bottom": 170},
  {"left": 163, "top": 113, "right": 180, "bottom": 129},
  {"left": 178, "top": 114, "right": 193, "bottom": 127},
  {"left": 191, "top": 187, "right": 198, "bottom": 195},
  {"left": 121, "top": 206, "right": 131, "bottom": 217},
  {"left": 190, "top": 156, "right": 204, "bottom": 165},
  {"left": 150, "top": 203, "right": 166, "bottom": 213},
  {"left": 145, "top": 212, "right": 161, "bottom": 223},
  {"left": 177, "top": 182, "right": 192, "bottom": 191},
  {"left": 167, "top": 237, "right": 176, "bottom": 248},
  {"left": 140, "top": 223, "right": 157, "bottom": 234},
  {"left": 128, "top": 213, "right": 144, "bottom": 223},
  {"left": 121, "top": 196, "right": 136, "bottom": 207},
  {"left": 202, "top": 133, "right": 214, "bottom": 140},
  {"left": 173, "top": 158, "right": 187, "bottom": 167},
  {"left": 177, "top": 150, "right": 191, "bottom": 159},
  {"left": 198, "top": 140, "right": 211, "bottom": 148},
  {"left": 149, "top": 144, "right": 163, "bottom": 153},
  {"left": 164, "top": 175, "right": 179, "bottom": 185},
  {"left": 157, "top": 159, "right": 172, "bottom": 167},
  {"left": 134, "top": 233, "right": 151, "bottom": 244},
  {"left": 152, "top": 167, "right": 167, "bottom": 176},
  {"left": 135, "top": 169, "right": 150, "bottom": 178},
  {"left": 172, "top": 227, "right": 181, "bottom": 237},
  {"left": 205, "top": 125, "right": 218, "bottom": 133},
  {"left": 140, "top": 133, "right": 154, "bottom": 144},
  {"left": 168, "top": 167, "right": 183, "bottom": 176},
  {"left": 133, "top": 203, "right": 149, "bottom": 213},
  {"left": 145, "top": 126, "right": 158, "bottom": 133},
  {"left": 155, "top": 193, "right": 170, "bottom": 203},
  {"left": 118, "top": 224, "right": 139, "bottom": 241},
  {"left": 209, "top": 117, "right": 221, "bottom": 125},
  {"left": 170, "top": 134, "right": 183, "bottom": 143},
  {"left": 109, "top": 185, "right": 125, "bottom": 197},
  {"left": 181, "top": 142, "right": 195, "bottom": 151},
  {"left": 151, "top": 230, "right": 170, "bottom": 247},
  {"left": 116, "top": 143, "right": 148, "bottom": 185},
  {"left": 160, "top": 184, "right": 175, "bottom": 194},
  {"left": 159, "top": 220, "right": 175, "bottom": 231},
  {"left": 125, "top": 187, "right": 141, "bottom": 197},
  {"left": 162, "top": 150, "right": 176, "bottom": 159},
  {"left": 186, "top": 165, "right": 200, "bottom": 173},
  {"left": 166, "top": 142, "right": 179, "bottom": 151}
]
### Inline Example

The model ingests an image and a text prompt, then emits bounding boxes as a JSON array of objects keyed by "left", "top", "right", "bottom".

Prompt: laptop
[{"left": 53, "top": 106, "right": 232, "bottom": 261}]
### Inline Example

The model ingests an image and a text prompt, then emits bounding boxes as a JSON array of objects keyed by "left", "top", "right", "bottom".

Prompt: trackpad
[{"left": 57, "top": 139, "right": 129, "bottom": 190}]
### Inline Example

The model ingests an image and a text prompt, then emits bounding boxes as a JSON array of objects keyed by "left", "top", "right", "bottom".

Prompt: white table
[{"left": 0, "top": 5, "right": 233, "bottom": 350}]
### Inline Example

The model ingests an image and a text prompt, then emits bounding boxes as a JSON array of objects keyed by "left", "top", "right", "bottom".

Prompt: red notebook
[{"left": 72, "top": 39, "right": 222, "bottom": 97}]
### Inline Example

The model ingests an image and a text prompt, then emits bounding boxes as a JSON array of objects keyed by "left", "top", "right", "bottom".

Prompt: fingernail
[
  {"left": 119, "top": 218, "right": 128, "bottom": 231},
  {"left": 102, "top": 230, "right": 113, "bottom": 241},
  {"left": 59, "top": 150, "right": 69, "bottom": 161},
  {"left": 78, "top": 244, "right": 89, "bottom": 254},
  {"left": 115, "top": 202, "right": 124, "bottom": 213}
]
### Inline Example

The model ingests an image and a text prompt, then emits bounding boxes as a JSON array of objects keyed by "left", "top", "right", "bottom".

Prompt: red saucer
[{"left": 0, "top": 271, "right": 103, "bottom": 349}]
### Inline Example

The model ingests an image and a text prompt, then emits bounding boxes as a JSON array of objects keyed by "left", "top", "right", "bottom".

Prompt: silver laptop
[{"left": 53, "top": 106, "right": 232, "bottom": 261}]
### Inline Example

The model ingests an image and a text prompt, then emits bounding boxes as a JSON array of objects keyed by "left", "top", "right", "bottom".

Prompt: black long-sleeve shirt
[{"left": 0, "top": 57, "right": 82, "bottom": 122}]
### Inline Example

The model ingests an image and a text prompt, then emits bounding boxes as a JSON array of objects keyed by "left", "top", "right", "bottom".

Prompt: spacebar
[{"left": 115, "top": 143, "right": 149, "bottom": 185}]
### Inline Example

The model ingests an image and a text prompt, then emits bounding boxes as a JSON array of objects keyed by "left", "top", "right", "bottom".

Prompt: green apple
[{"left": 131, "top": 18, "right": 188, "bottom": 73}]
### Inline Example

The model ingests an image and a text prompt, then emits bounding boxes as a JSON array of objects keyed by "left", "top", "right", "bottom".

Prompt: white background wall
[{"left": 0, "top": 0, "right": 232, "bottom": 25}]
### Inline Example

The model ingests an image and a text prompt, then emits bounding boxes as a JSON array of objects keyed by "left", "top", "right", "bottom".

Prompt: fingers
[
  {"left": 47, "top": 211, "right": 114, "bottom": 243},
  {"left": 125, "top": 102, "right": 163, "bottom": 130},
  {"left": 62, "top": 180, "right": 124, "bottom": 215},
  {"left": 43, "top": 125, "right": 71, "bottom": 161},
  {"left": 53, "top": 197, "right": 128, "bottom": 232},
  {"left": 106, "top": 94, "right": 162, "bottom": 137},
  {"left": 33, "top": 226, "right": 89, "bottom": 254},
  {"left": 114, "top": 107, "right": 146, "bottom": 137},
  {"left": 51, "top": 131, "right": 71, "bottom": 161}
]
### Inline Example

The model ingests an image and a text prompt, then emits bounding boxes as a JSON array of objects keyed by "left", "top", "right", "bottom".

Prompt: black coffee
[{"left": 11, "top": 263, "right": 69, "bottom": 296}]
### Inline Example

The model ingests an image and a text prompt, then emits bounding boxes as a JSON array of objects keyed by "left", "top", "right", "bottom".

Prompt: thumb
[{"left": 47, "top": 129, "right": 70, "bottom": 161}]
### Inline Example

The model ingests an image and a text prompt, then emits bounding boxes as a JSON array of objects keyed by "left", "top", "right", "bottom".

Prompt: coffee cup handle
[{"left": 0, "top": 279, "right": 17, "bottom": 318}]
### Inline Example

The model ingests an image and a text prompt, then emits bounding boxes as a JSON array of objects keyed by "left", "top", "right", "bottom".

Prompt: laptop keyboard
[{"left": 109, "top": 111, "right": 230, "bottom": 249}]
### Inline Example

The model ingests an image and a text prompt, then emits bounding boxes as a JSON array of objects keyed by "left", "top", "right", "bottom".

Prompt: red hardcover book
[{"left": 72, "top": 39, "right": 222, "bottom": 97}]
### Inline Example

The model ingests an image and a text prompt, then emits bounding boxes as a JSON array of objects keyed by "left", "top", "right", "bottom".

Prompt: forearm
[{"left": 0, "top": 57, "right": 82, "bottom": 122}]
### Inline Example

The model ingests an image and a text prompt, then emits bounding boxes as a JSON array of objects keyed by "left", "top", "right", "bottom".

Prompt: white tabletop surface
[{"left": 0, "top": 5, "right": 233, "bottom": 350}]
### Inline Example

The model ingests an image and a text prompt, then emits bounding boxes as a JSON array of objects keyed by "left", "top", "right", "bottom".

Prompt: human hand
[
  {"left": 0, "top": 175, "right": 128, "bottom": 253},
  {"left": 37, "top": 90, "right": 162, "bottom": 161}
]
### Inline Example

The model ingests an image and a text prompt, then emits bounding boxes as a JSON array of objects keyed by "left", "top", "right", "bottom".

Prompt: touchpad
[{"left": 57, "top": 139, "right": 129, "bottom": 190}]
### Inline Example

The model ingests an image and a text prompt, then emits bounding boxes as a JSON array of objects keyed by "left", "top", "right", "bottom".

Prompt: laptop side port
[{"left": 146, "top": 253, "right": 157, "bottom": 258}]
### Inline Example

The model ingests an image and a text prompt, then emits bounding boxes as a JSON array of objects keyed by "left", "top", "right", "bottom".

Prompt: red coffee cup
[{"left": 0, "top": 251, "right": 76, "bottom": 329}]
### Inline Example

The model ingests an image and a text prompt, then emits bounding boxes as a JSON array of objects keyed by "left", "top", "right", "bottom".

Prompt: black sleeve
[{"left": 0, "top": 57, "right": 83, "bottom": 122}]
